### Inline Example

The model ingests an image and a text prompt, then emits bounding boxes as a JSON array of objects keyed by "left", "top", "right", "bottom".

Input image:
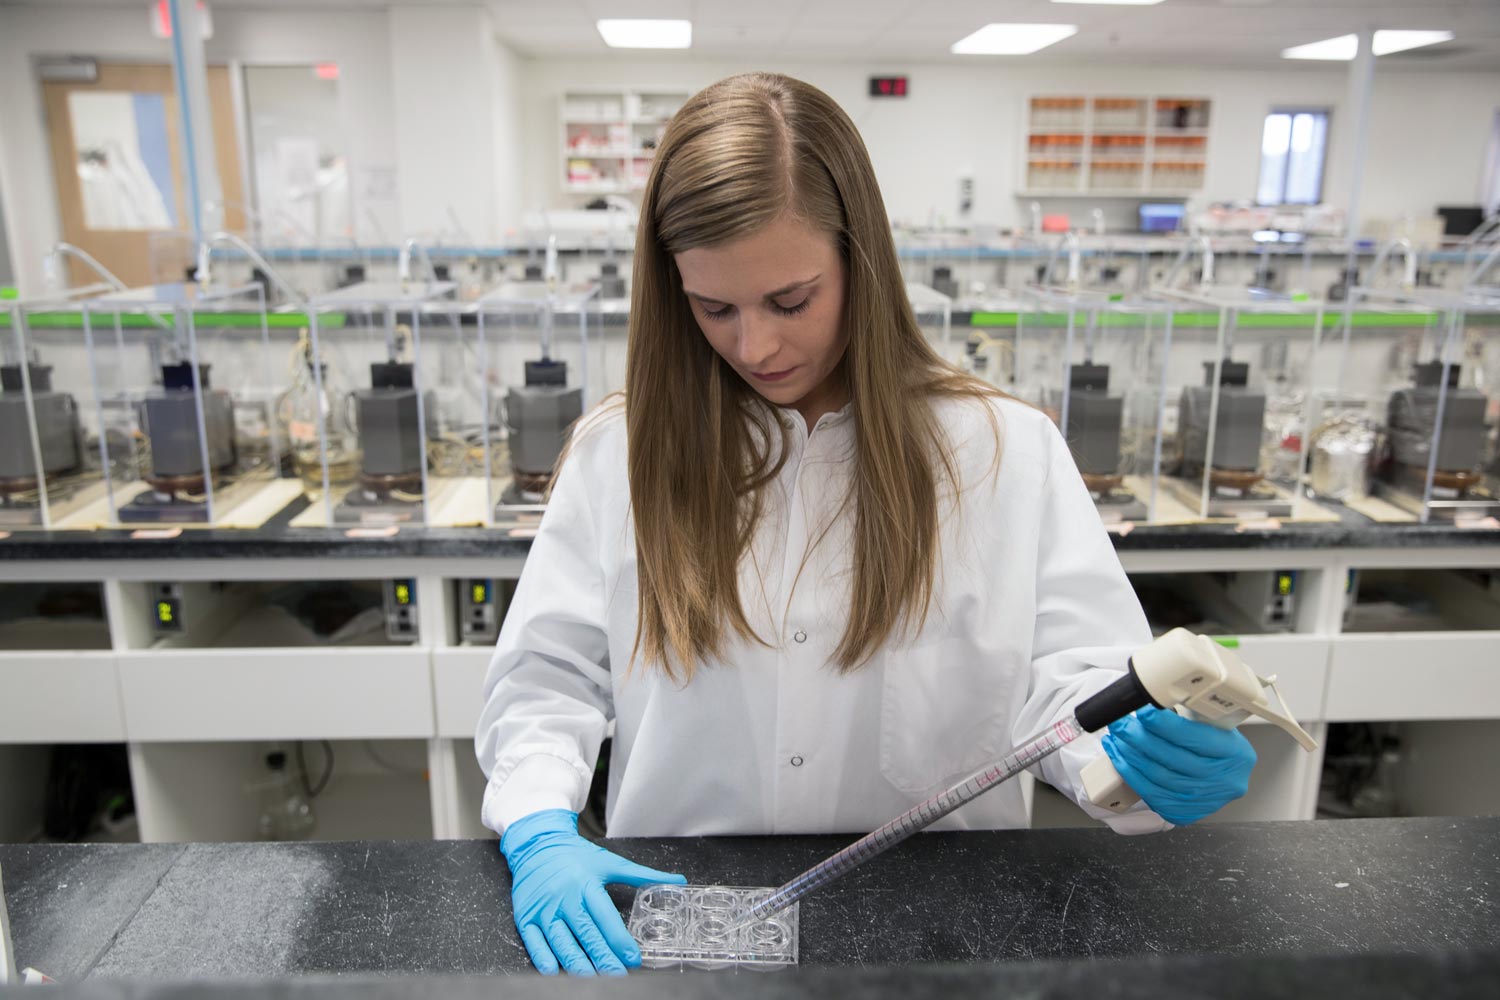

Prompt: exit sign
[{"left": 869, "top": 76, "right": 908, "bottom": 98}]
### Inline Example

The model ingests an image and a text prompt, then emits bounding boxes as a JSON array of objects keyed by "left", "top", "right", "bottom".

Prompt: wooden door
[{"left": 42, "top": 63, "right": 246, "bottom": 288}]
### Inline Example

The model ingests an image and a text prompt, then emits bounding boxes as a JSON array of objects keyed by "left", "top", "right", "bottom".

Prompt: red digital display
[{"left": 869, "top": 76, "right": 909, "bottom": 98}]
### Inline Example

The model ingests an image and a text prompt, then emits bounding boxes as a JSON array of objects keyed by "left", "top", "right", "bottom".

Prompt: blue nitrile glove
[
  {"left": 500, "top": 808, "right": 687, "bottom": 976},
  {"left": 1100, "top": 705, "right": 1257, "bottom": 825}
]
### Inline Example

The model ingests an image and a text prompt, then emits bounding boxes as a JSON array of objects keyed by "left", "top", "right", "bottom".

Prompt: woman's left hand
[{"left": 1101, "top": 705, "right": 1257, "bottom": 825}]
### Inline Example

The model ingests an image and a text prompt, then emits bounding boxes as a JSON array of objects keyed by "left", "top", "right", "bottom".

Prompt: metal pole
[{"left": 1341, "top": 27, "right": 1376, "bottom": 275}]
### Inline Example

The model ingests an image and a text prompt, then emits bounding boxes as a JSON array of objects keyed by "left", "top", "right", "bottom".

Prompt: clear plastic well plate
[{"left": 628, "top": 884, "right": 799, "bottom": 971}]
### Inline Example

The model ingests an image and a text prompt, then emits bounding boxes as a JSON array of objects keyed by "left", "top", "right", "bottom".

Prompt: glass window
[
  {"left": 242, "top": 65, "right": 349, "bottom": 245},
  {"left": 1257, "top": 109, "right": 1329, "bottom": 206},
  {"left": 68, "top": 90, "right": 179, "bottom": 230}
]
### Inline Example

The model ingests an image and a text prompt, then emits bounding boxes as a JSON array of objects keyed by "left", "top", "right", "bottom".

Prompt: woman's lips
[{"left": 750, "top": 366, "right": 798, "bottom": 383}]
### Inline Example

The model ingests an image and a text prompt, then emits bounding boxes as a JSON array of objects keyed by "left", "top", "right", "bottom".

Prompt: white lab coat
[{"left": 476, "top": 394, "right": 1168, "bottom": 838}]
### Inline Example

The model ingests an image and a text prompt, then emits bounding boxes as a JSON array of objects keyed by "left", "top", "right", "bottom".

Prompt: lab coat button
[
  {"left": 793, "top": 629, "right": 807, "bottom": 644},
  {"left": 790, "top": 755, "right": 804, "bottom": 767}
]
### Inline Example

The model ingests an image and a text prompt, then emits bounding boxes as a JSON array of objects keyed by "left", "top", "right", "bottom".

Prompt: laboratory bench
[
  {"left": 1, "top": 817, "right": 1497, "bottom": 992},
  {"left": 2, "top": 955, "right": 1498, "bottom": 1000},
  {"left": 3, "top": 514, "right": 1500, "bottom": 844}
]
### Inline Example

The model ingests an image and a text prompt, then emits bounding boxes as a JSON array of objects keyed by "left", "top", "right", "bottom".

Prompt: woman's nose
[{"left": 735, "top": 313, "right": 780, "bottom": 370}]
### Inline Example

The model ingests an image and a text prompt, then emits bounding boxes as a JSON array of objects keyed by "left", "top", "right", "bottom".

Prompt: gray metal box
[
  {"left": 1388, "top": 386, "right": 1487, "bottom": 472},
  {"left": 143, "top": 389, "right": 235, "bottom": 478},
  {"left": 1065, "top": 390, "right": 1123, "bottom": 476},
  {"left": 356, "top": 388, "right": 423, "bottom": 478},
  {"left": 1, "top": 393, "right": 80, "bottom": 480},
  {"left": 506, "top": 385, "right": 583, "bottom": 477},
  {"left": 1179, "top": 385, "right": 1265, "bottom": 472}
]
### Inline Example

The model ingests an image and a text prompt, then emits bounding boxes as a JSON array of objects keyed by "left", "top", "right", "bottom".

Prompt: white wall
[
  {"left": 388, "top": 5, "right": 502, "bottom": 245},
  {"left": 490, "top": 27, "right": 526, "bottom": 243},
  {"left": 518, "top": 56, "right": 1500, "bottom": 232}
]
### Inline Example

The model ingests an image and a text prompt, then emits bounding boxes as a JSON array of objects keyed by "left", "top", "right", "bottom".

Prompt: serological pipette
[{"left": 735, "top": 629, "right": 1318, "bottom": 928}]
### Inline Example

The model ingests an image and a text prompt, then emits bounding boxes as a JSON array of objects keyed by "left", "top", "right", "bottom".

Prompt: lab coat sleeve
[
  {"left": 1013, "top": 418, "right": 1171, "bottom": 835},
  {"left": 475, "top": 435, "right": 614, "bottom": 837}
]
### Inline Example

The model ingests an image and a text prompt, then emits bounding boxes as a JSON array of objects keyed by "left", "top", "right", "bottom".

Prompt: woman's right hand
[{"left": 499, "top": 808, "right": 687, "bottom": 975}]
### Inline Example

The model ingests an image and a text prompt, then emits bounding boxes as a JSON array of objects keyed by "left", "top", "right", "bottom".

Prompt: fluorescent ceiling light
[
  {"left": 1050, "top": 1, "right": 1164, "bottom": 6},
  {"left": 1281, "top": 35, "right": 1358, "bottom": 60},
  {"left": 952, "top": 23, "right": 1078, "bottom": 55},
  {"left": 1281, "top": 29, "right": 1454, "bottom": 60},
  {"left": 1371, "top": 29, "right": 1456, "bottom": 55},
  {"left": 596, "top": 19, "right": 692, "bottom": 49}
]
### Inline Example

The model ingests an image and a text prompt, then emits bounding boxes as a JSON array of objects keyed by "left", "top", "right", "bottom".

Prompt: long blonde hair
[{"left": 623, "top": 72, "right": 1002, "bottom": 680}]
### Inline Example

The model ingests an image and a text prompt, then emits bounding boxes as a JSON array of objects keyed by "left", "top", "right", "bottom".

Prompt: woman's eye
[
  {"left": 700, "top": 303, "right": 735, "bottom": 321},
  {"left": 773, "top": 299, "right": 811, "bottom": 317}
]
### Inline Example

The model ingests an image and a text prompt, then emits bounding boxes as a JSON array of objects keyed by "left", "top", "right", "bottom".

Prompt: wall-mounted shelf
[
  {"left": 1023, "top": 93, "right": 1213, "bottom": 197},
  {"left": 560, "top": 88, "right": 688, "bottom": 196}
]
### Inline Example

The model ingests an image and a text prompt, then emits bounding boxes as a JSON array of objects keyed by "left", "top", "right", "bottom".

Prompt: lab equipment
[
  {"left": 351, "top": 361, "right": 425, "bottom": 502},
  {"left": 1331, "top": 283, "right": 1500, "bottom": 522},
  {"left": 1308, "top": 413, "right": 1378, "bottom": 502},
  {"left": 458, "top": 578, "right": 507, "bottom": 644},
  {"left": 597, "top": 262, "right": 626, "bottom": 300},
  {"left": 1, "top": 287, "right": 117, "bottom": 529},
  {"left": 142, "top": 361, "right": 236, "bottom": 488},
  {"left": 503, "top": 808, "right": 686, "bottom": 977},
  {"left": 1226, "top": 568, "right": 1299, "bottom": 631},
  {"left": 1016, "top": 288, "right": 1172, "bottom": 522},
  {"left": 506, "top": 359, "right": 583, "bottom": 503},
  {"left": 476, "top": 270, "right": 599, "bottom": 524},
  {"left": 297, "top": 278, "right": 484, "bottom": 527},
  {"left": 1139, "top": 203, "right": 1185, "bottom": 234},
  {"left": 381, "top": 578, "right": 417, "bottom": 641},
  {"left": 81, "top": 282, "right": 292, "bottom": 527},
  {"left": 1101, "top": 704, "right": 1256, "bottom": 825},
  {"left": 930, "top": 265, "right": 960, "bottom": 300},
  {"left": 276, "top": 329, "right": 358, "bottom": 495},
  {"left": 0, "top": 364, "right": 82, "bottom": 520},
  {"left": 1388, "top": 361, "right": 1487, "bottom": 483},
  {"left": 907, "top": 282, "right": 958, "bottom": 365},
  {"left": 721, "top": 628, "right": 1316, "bottom": 929},
  {"left": 250, "top": 750, "right": 316, "bottom": 841},
  {"left": 629, "top": 884, "right": 798, "bottom": 971},
  {"left": 1154, "top": 287, "right": 1323, "bottom": 521},
  {"left": 150, "top": 582, "right": 184, "bottom": 637}
]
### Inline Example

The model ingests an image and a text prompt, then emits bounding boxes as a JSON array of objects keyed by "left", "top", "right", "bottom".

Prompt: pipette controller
[{"left": 734, "top": 628, "right": 1317, "bottom": 928}]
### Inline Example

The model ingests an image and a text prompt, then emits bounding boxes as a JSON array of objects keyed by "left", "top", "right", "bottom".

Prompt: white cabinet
[
  {"left": 432, "top": 647, "right": 494, "bottom": 739},
  {"left": 1234, "top": 635, "right": 1329, "bottom": 725},
  {"left": 1325, "top": 633, "right": 1500, "bottom": 721},
  {"left": 118, "top": 648, "right": 434, "bottom": 741},
  {"left": 0, "top": 652, "right": 123, "bottom": 742}
]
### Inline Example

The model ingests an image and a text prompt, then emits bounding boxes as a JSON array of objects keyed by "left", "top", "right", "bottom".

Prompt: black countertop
[
  {"left": 3, "top": 817, "right": 1497, "bottom": 985},
  {"left": 3, "top": 508, "right": 1498, "bottom": 562},
  {"left": 3, "top": 952, "right": 1498, "bottom": 1000}
]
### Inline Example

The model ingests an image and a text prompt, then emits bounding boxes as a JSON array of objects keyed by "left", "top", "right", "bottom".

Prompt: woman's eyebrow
[{"left": 683, "top": 274, "right": 821, "bottom": 303}]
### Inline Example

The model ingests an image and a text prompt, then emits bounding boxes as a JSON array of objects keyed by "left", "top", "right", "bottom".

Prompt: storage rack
[
  {"left": 559, "top": 88, "right": 690, "bottom": 196},
  {"left": 1021, "top": 94, "right": 1211, "bottom": 198}
]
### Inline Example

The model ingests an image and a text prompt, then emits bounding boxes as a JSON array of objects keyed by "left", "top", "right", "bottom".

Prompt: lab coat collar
[{"left": 762, "top": 399, "right": 854, "bottom": 440}]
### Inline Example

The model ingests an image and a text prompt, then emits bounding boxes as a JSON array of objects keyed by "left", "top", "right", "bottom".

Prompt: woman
[{"left": 476, "top": 73, "right": 1254, "bottom": 977}]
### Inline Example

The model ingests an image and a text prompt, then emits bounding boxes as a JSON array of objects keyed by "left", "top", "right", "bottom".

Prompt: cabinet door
[
  {"left": 118, "top": 647, "right": 433, "bottom": 740},
  {"left": 1326, "top": 633, "right": 1500, "bottom": 721}
]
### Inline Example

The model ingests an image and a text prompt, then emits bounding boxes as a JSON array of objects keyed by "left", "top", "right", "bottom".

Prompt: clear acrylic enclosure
[
  {"left": 1015, "top": 288, "right": 1173, "bottom": 523},
  {"left": 476, "top": 282, "right": 599, "bottom": 529},
  {"left": 1153, "top": 289, "right": 1323, "bottom": 522},
  {"left": 1332, "top": 285, "right": 1500, "bottom": 523},
  {"left": 297, "top": 279, "right": 486, "bottom": 527},
  {"left": 629, "top": 884, "right": 799, "bottom": 972},
  {"left": 79, "top": 282, "right": 292, "bottom": 527},
  {"left": 907, "top": 282, "right": 960, "bottom": 366},
  {"left": 1, "top": 287, "right": 113, "bottom": 529}
]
